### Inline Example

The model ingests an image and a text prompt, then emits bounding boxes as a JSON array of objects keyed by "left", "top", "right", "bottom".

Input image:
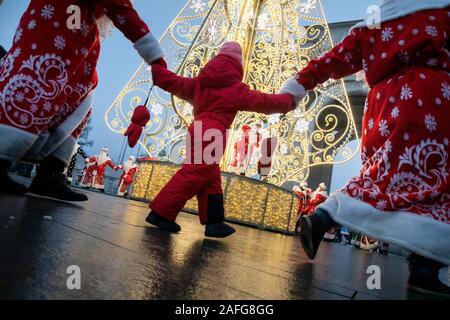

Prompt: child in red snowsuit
[{"left": 146, "top": 42, "right": 304, "bottom": 238}]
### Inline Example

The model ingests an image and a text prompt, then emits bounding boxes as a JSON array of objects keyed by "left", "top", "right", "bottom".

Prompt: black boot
[
  {"left": 29, "top": 156, "right": 88, "bottom": 202},
  {"left": 146, "top": 211, "right": 181, "bottom": 233},
  {"left": 407, "top": 253, "right": 450, "bottom": 298},
  {"left": 299, "top": 208, "right": 338, "bottom": 260},
  {"left": 0, "top": 159, "right": 28, "bottom": 194},
  {"left": 204, "top": 194, "right": 235, "bottom": 238}
]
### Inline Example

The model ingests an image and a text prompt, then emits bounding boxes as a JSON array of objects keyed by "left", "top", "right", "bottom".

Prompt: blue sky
[{"left": 0, "top": 0, "right": 380, "bottom": 189}]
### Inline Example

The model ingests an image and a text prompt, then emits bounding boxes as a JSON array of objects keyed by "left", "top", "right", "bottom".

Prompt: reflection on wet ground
[{"left": 0, "top": 190, "right": 442, "bottom": 300}]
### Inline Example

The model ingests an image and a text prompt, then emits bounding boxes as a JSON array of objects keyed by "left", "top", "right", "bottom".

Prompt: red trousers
[{"left": 150, "top": 163, "right": 223, "bottom": 225}]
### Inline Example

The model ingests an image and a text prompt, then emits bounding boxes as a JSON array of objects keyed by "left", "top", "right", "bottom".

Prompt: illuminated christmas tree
[{"left": 106, "top": 0, "right": 359, "bottom": 188}]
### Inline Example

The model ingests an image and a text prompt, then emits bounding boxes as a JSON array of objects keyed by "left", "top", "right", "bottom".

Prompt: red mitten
[
  {"left": 151, "top": 58, "right": 167, "bottom": 69},
  {"left": 124, "top": 105, "right": 151, "bottom": 148}
]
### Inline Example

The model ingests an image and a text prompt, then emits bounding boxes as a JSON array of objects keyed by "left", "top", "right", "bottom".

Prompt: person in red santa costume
[
  {"left": 257, "top": 135, "right": 277, "bottom": 180},
  {"left": 117, "top": 155, "right": 138, "bottom": 197},
  {"left": 245, "top": 122, "right": 263, "bottom": 173},
  {"left": 145, "top": 42, "right": 303, "bottom": 238},
  {"left": 293, "top": 181, "right": 313, "bottom": 233},
  {"left": 0, "top": 0, "right": 163, "bottom": 201},
  {"left": 90, "top": 147, "right": 119, "bottom": 191},
  {"left": 79, "top": 153, "right": 96, "bottom": 188},
  {"left": 230, "top": 124, "right": 251, "bottom": 175},
  {"left": 302, "top": 183, "right": 328, "bottom": 217},
  {"left": 283, "top": 0, "right": 450, "bottom": 297}
]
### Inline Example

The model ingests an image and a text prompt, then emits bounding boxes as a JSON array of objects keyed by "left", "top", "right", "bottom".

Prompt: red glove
[{"left": 124, "top": 105, "right": 150, "bottom": 148}]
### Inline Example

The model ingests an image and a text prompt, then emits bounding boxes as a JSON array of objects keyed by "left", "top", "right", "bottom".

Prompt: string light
[
  {"left": 131, "top": 161, "right": 301, "bottom": 233},
  {"left": 108, "top": 0, "right": 360, "bottom": 232}
]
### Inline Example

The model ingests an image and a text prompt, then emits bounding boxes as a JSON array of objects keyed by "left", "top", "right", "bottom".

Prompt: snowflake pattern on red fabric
[
  {"left": 297, "top": 8, "right": 450, "bottom": 223},
  {"left": 0, "top": 0, "right": 150, "bottom": 136}
]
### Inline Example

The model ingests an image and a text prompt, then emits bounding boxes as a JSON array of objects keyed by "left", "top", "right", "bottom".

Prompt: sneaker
[
  {"left": 146, "top": 211, "right": 181, "bottom": 233},
  {"left": 205, "top": 222, "right": 236, "bottom": 238}
]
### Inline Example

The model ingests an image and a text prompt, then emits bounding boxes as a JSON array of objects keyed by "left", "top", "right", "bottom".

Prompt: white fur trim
[
  {"left": 96, "top": 15, "right": 114, "bottom": 41},
  {"left": 0, "top": 125, "right": 38, "bottom": 161},
  {"left": 51, "top": 136, "right": 77, "bottom": 165},
  {"left": 353, "top": 0, "right": 450, "bottom": 29},
  {"left": 315, "top": 191, "right": 329, "bottom": 197},
  {"left": 318, "top": 193, "right": 450, "bottom": 266},
  {"left": 40, "top": 94, "right": 93, "bottom": 157},
  {"left": 92, "top": 182, "right": 104, "bottom": 190},
  {"left": 22, "top": 133, "right": 50, "bottom": 162},
  {"left": 133, "top": 32, "right": 164, "bottom": 65},
  {"left": 280, "top": 78, "right": 307, "bottom": 105},
  {"left": 117, "top": 180, "right": 126, "bottom": 196}
]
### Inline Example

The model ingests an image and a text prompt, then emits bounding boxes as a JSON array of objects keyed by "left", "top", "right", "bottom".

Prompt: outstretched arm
[
  {"left": 151, "top": 61, "right": 196, "bottom": 103},
  {"left": 85, "top": 156, "right": 96, "bottom": 164},
  {"left": 107, "top": 160, "right": 121, "bottom": 171},
  {"left": 297, "top": 29, "right": 363, "bottom": 90},
  {"left": 102, "top": 0, "right": 163, "bottom": 64},
  {"left": 232, "top": 83, "right": 296, "bottom": 115}
]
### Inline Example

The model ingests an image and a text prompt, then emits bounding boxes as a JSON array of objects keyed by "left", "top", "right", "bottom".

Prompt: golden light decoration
[
  {"left": 106, "top": 0, "right": 360, "bottom": 189},
  {"left": 131, "top": 160, "right": 300, "bottom": 233}
]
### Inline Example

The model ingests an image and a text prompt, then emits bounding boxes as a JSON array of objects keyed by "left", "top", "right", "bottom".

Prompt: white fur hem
[
  {"left": 318, "top": 193, "right": 450, "bottom": 266},
  {"left": 133, "top": 32, "right": 164, "bottom": 65},
  {"left": 40, "top": 94, "right": 93, "bottom": 157},
  {"left": 280, "top": 78, "right": 306, "bottom": 105},
  {"left": 352, "top": 0, "right": 450, "bottom": 29},
  {"left": 51, "top": 136, "right": 77, "bottom": 165},
  {"left": 78, "top": 176, "right": 92, "bottom": 188},
  {"left": 92, "top": 183, "right": 104, "bottom": 190},
  {"left": 0, "top": 125, "right": 38, "bottom": 161}
]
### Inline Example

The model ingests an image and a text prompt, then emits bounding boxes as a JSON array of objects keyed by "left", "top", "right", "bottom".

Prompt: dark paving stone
[{"left": 0, "top": 191, "right": 442, "bottom": 300}]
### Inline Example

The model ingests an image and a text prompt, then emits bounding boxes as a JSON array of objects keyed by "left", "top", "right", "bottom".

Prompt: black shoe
[
  {"left": 205, "top": 222, "right": 236, "bottom": 238},
  {"left": 299, "top": 215, "right": 327, "bottom": 260},
  {"left": 0, "top": 160, "right": 28, "bottom": 194},
  {"left": 29, "top": 157, "right": 88, "bottom": 202},
  {"left": 407, "top": 254, "right": 450, "bottom": 298},
  {"left": 146, "top": 211, "right": 181, "bottom": 233},
  {"left": 408, "top": 272, "right": 450, "bottom": 299}
]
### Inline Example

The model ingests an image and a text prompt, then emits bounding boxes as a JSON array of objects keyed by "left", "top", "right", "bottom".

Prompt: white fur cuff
[
  {"left": 280, "top": 78, "right": 307, "bottom": 105},
  {"left": 0, "top": 125, "right": 38, "bottom": 162},
  {"left": 133, "top": 32, "right": 164, "bottom": 65},
  {"left": 319, "top": 193, "right": 450, "bottom": 266}
]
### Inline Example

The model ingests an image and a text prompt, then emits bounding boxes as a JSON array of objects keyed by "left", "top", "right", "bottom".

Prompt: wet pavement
[{"left": 0, "top": 189, "right": 443, "bottom": 300}]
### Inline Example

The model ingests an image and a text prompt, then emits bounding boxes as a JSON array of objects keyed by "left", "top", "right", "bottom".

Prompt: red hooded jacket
[{"left": 151, "top": 54, "right": 295, "bottom": 164}]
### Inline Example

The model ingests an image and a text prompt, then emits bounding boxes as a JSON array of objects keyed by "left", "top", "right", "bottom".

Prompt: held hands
[
  {"left": 125, "top": 59, "right": 167, "bottom": 148},
  {"left": 280, "top": 77, "right": 307, "bottom": 107}
]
